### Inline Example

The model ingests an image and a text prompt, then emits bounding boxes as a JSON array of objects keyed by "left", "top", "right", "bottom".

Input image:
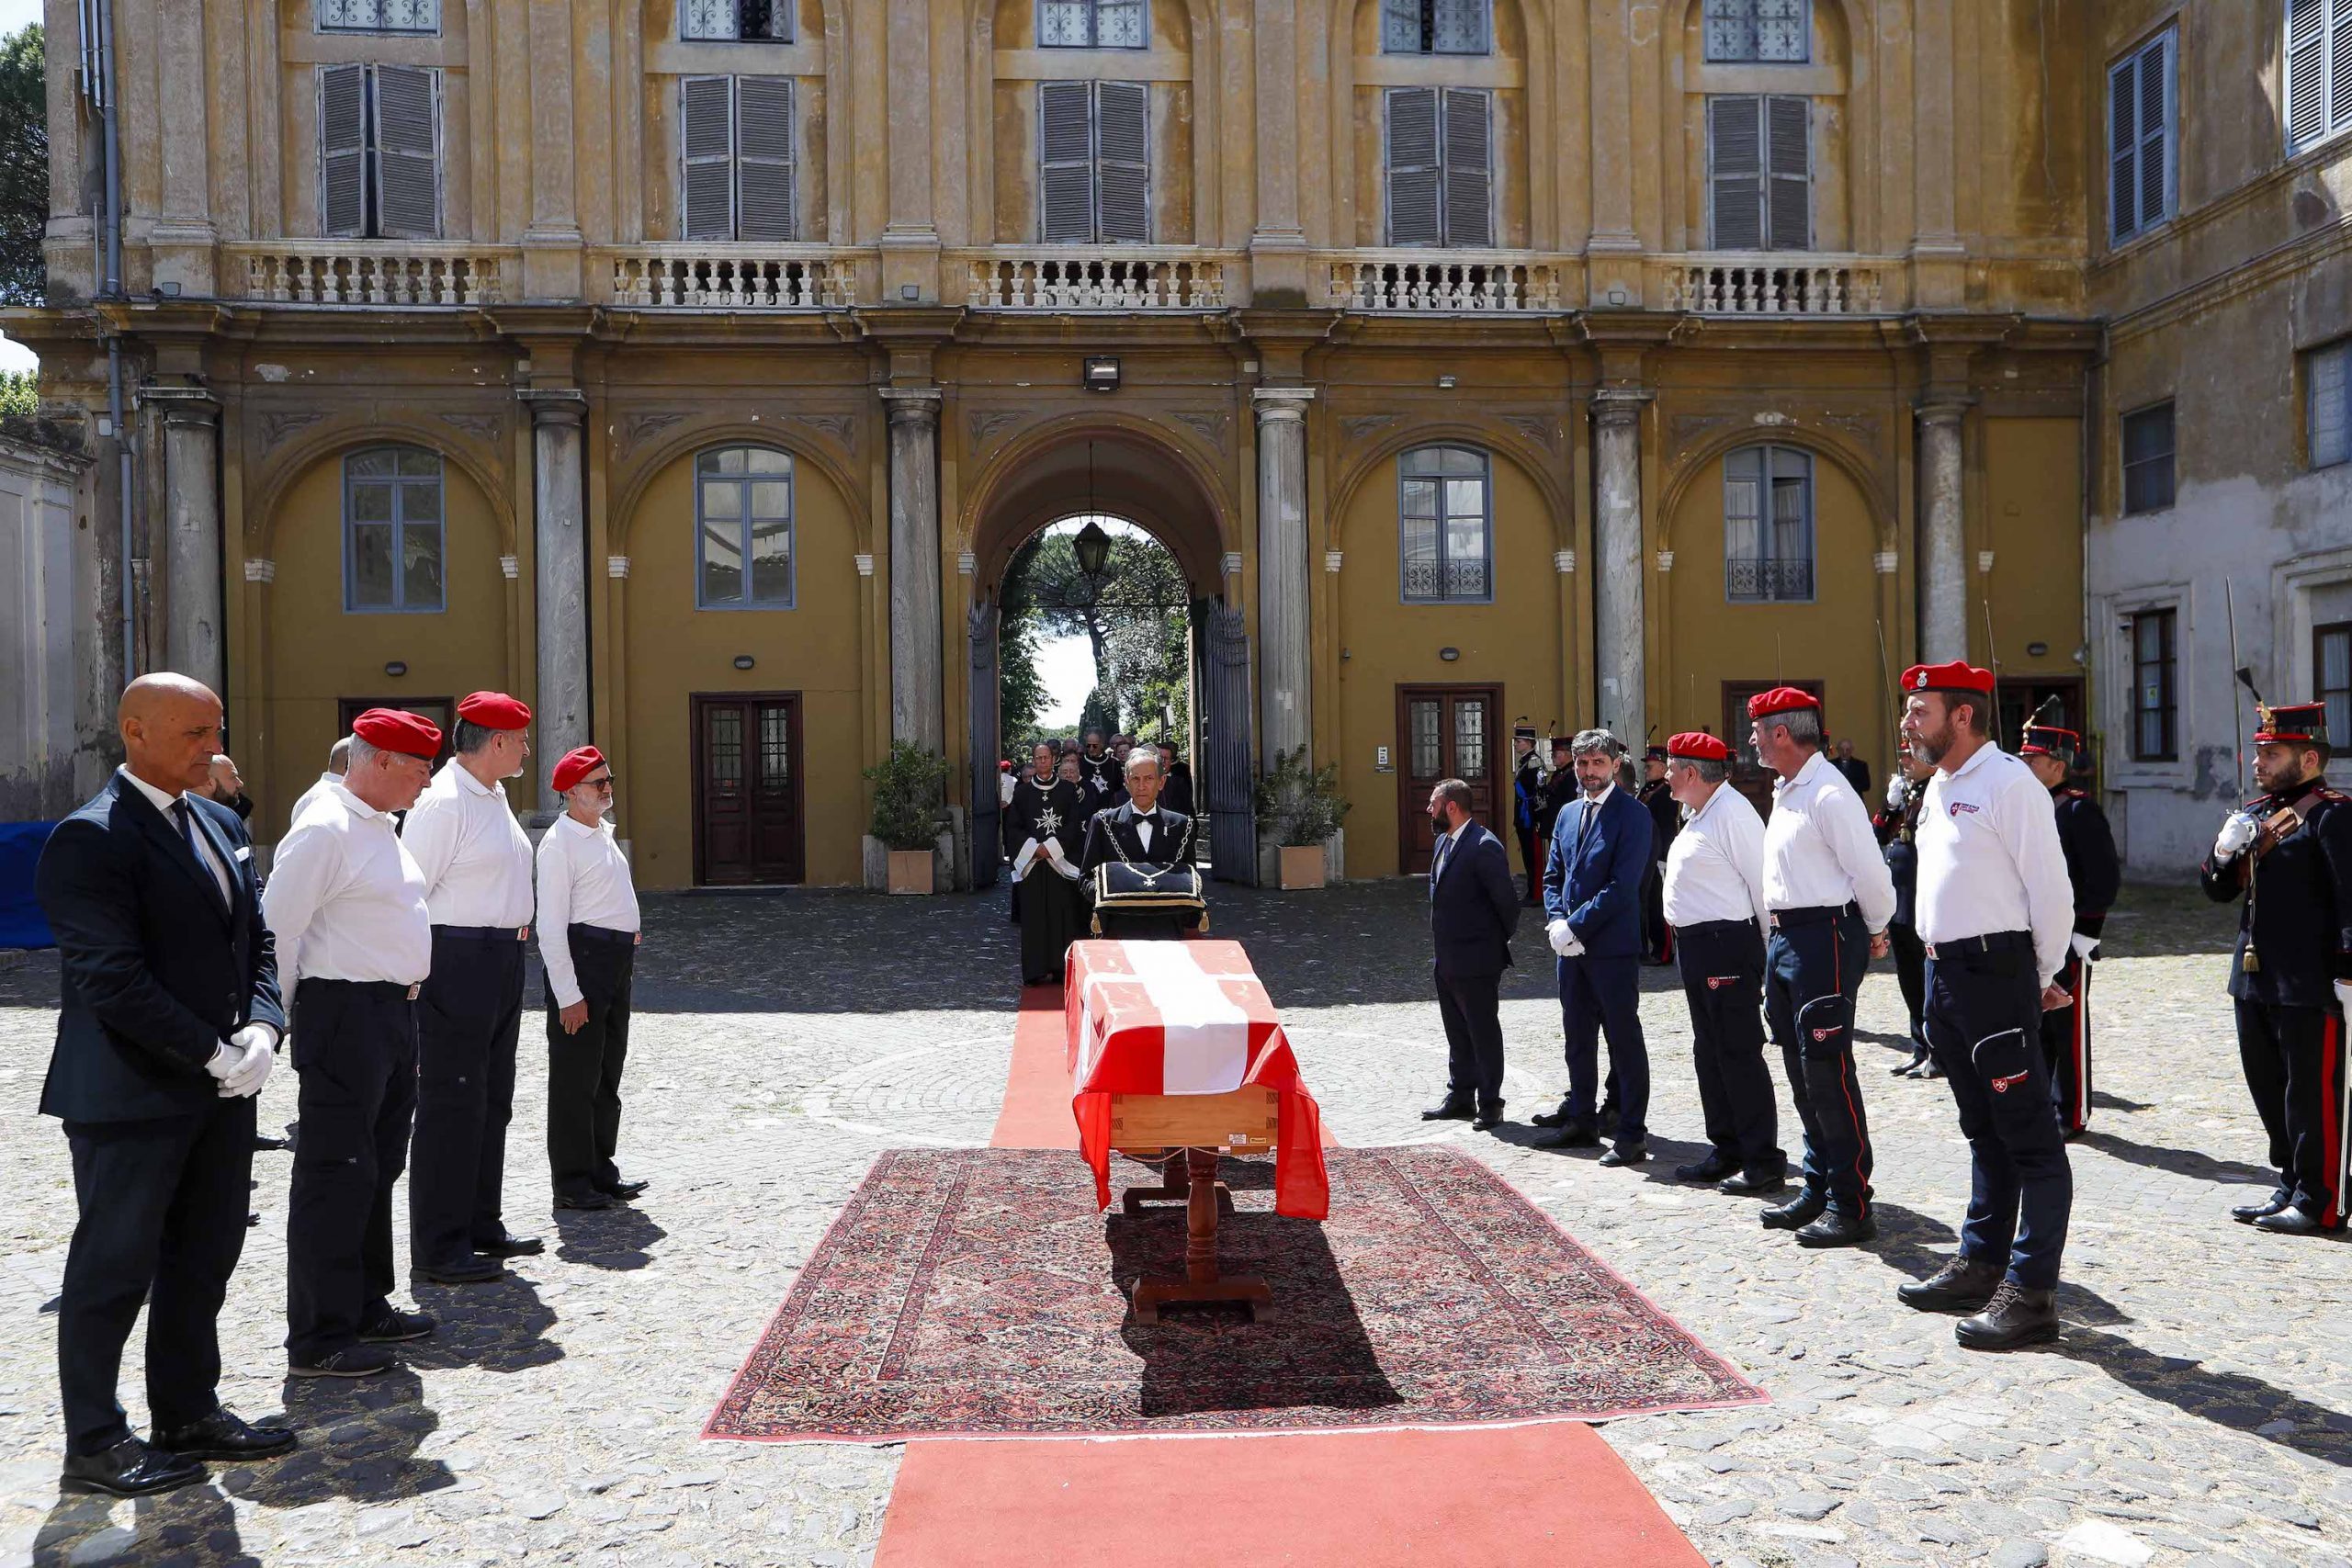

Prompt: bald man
[{"left": 35, "top": 675, "right": 295, "bottom": 1496}]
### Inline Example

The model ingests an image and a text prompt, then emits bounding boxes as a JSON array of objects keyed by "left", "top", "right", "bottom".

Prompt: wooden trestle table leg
[{"left": 1128, "top": 1146, "right": 1272, "bottom": 1325}]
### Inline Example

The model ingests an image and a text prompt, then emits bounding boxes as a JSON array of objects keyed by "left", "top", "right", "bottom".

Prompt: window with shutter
[
  {"left": 373, "top": 65, "right": 440, "bottom": 241},
  {"left": 2120, "top": 401, "right": 2176, "bottom": 514},
  {"left": 2285, "top": 0, "right": 2352, "bottom": 155},
  {"left": 2108, "top": 30, "right": 2173, "bottom": 243},
  {"left": 1707, "top": 96, "right": 1764, "bottom": 249},
  {"left": 1764, "top": 95, "right": 1810, "bottom": 250},
  {"left": 2309, "top": 338, "right": 2352, "bottom": 470},
  {"left": 1385, "top": 87, "right": 1442, "bottom": 245},
  {"left": 318, "top": 64, "right": 368, "bottom": 239},
  {"left": 1095, "top": 82, "right": 1151, "bottom": 243},
  {"left": 1441, "top": 89, "right": 1491, "bottom": 247},
  {"left": 682, "top": 75, "right": 736, "bottom": 241},
  {"left": 1038, "top": 81, "right": 1095, "bottom": 242},
  {"left": 736, "top": 77, "right": 796, "bottom": 242}
]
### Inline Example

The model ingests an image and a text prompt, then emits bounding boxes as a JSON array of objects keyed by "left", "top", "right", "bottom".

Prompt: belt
[
  {"left": 568, "top": 923, "right": 640, "bottom": 947},
  {"left": 299, "top": 976, "right": 422, "bottom": 1001},
  {"left": 1769, "top": 902, "right": 1859, "bottom": 929},
  {"left": 1674, "top": 918, "right": 1757, "bottom": 940},
  {"left": 434, "top": 923, "right": 531, "bottom": 942},
  {"left": 1925, "top": 931, "right": 2033, "bottom": 958}
]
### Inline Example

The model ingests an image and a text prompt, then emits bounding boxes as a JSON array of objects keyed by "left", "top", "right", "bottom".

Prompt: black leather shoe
[
  {"left": 554, "top": 1189, "right": 615, "bottom": 1211},
  {"left": 358, "top": 1307, "right": 436, "bottom": 1343},
  {"left": 1420, "top": 1098, "right": 1476, "bottom": 1122},
  {"left": 1795, "top": 1208, "right": 1878, "bottom": 1248},
  {"left": 1599, "top": 1143, "right": 1647, "bottom": 1168},
  {"left": 1720, "top": 1168, "right": 1788, "bottom": 1196},
  {"left": 153, "top": 1405, "right": 296, "bottom": 1461},
  {"left": 1761, "top": 1190, "right": 1827, "bottom": 1230},
  {"left": 253, "top": 1132, "right": 292, "bottom": 1152},
  {"left": 1916, "top": 1060, "right": 1946, "bottom": 1080},
  {"left": 1675, "top": 1156, "right": 1735, "bottom": 1183},
  {"left": 414, "top": 1258, "right": 503, "bottom": 1284},
  {"left": 1955, "top": 1281, "right": 2061, "bottom": 1350},
  {"left": 1470, "top": 1105, "right": 1506, "bottom": 1132},
  {"left": 62, "top": 1437, "right": 205, "bottom": 1497},
  {"left": 2253, "top": 1205, "right": 2338, "bottom": 1235},
  {"left": 597, "top": 1178, "right": 650, "bottom": 1200},
  {"left": 472, "top": 1231, "right": 544, "bottom": 1258},
  {"left": 1535, "top": 1124, "right": 1600, "bottom": 1150},
  {"left": 2231, "top": 1189, "right": 2292, "bottom": 1224},
  {"left": 288, "top": 1345, "right": 396, "bottom": 1379},
  {"left": 1897, "top": 1256, "right": 2005, "bottom": 1312},
  {"left": 1528, "top": 1104, "right": 1578, "bottom": 1129}
]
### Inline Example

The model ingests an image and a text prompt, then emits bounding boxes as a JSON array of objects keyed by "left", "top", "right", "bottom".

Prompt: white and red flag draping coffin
[{"left": 1064, "top": 939, "right": 1330, "bottom": 1221}]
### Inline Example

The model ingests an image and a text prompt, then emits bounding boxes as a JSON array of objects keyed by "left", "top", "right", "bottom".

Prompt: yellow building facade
[{"left": 24, "top": 0, "right": 2300, "bottom": 888}]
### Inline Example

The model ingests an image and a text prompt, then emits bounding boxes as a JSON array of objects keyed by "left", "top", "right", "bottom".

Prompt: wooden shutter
[
  {"left": 1764, "top": 94, "right": 1809, "bottom": 250},
  {"left": 1708, "top": 95, "right": 1763, "bottom": 249},
  {"left": 737, "top": 76, "right": 796, "bottom": 242},
  {"left": 1096, "top": 82, "right": 1150, "bottom": 243},
  {"left": 2109, "top": 51, "right": 2138, "bottom": 240},
  {"left": 2289, "top": 0, "right": 2329, "bottom": 151},
  {"left": 1385, "top": 87, "right": 1442, "bottom": 245},
  {"left": 373, "top": 65, "right": 440, "bottom": 240},
  {"left": 682, "top": 75, "right": 735, "bottom": 241},
  {"left": 319, "top": 63, "right": 367, "bottom": 239},
  {"left": 2135, "top": 34, "right": 2170, "bottom": 234},
  {"left": 1039, "top": 80, "right": 1094, "bottom": 243},
  {"left": 1442, "top": 88, "right": 1491, "bottom": 246},
  {"left": 2335, "top": 0, "right": 2352, "bottom": 136}
]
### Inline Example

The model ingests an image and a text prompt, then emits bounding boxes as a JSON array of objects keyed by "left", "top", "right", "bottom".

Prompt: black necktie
[{"left": 173, "top": 801, "right": 229, "bottom": 912}]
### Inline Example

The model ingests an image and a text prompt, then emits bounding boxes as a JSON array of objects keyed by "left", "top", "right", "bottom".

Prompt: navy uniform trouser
[
  {"left": 411, "top": 929, "right": 526, "bottom": 1269},
  {"left": 59, "top": 1095, "right": 255, "bottom": 1454},
  {"left": 1763, "top": 905, "right": 1871, "bottom": 1212},
  {"left": 548, "top": 926, "right": 638, "bottom": 1199},
  {"left": 2040, "top": 944, "right": 2093, "bottom": 1134},
  {"left": 1558, "top": 952, "right": 1648, "bottom": 1143},
  {"left": 1889, "top": 919, "right": 1928, "bottom": 1052},
  {"left": 1923, "top": 940, "right": 2072, "bottom": 1288},
  {"left": 1676, "top": 919, "right": 1783, "bottom": 1176},
  {"left": 2234, "top": 999, "right": 2350, "bottom": 1227},
  {"left": 287, "top": 979, "right": 417, "bottom": 1364}
]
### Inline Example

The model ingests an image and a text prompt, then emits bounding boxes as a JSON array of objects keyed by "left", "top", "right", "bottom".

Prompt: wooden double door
[
  {"left": 693, "top": 693, "right": 805, "bottom": 886},
  {"left": 1396, "top": 684, "right": 1504, "bottom": 874}
]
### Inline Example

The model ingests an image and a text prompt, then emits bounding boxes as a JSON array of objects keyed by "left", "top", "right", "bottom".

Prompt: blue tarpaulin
[{"left": 0, "top": 822, "right": 57, "bottom": 949}]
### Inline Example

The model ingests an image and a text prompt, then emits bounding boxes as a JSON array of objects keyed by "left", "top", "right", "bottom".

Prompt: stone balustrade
[
  {"left": 963, "top": 250, "right": 1230, "bottom": 310},
  {"left": 1323, "top": 253, "right": 1564, "bottom": 313},
  {"left": 1659, "top": 256, "right": 1892, "bottom": 316},
  {"left": 228, "top": 245, "right": 512, "bottom": 306},
  {"left": 605, "top": 248, "right": 858, "bottom": 309}
]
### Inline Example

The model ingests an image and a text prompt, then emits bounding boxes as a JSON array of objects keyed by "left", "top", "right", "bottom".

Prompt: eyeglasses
[{"left": 582, "top": 776, "right": 614, "bottom": 791}]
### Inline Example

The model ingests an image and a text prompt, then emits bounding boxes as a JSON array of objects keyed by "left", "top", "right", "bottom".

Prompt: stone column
[
  {"left": 1253, "top": 387, "right": 1315, "bottom": 765},
  {"left": 883, "top": 388, "right": 944, "bottom": 754},
  {"left": 157, "top": 393, "right": 223, "bottom": 694},
  {"left": 1592, "top": 393, "right": 1648, "bottom": 749},
  {"left": 1918, "top": 401, "right": 1968, "bottom": 664},
  {"left": 526, "top": 392, "right": 589, "bottom": 815}
]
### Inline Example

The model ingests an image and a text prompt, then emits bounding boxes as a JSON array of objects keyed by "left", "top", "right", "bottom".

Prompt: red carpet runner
[{"left": 874, "top": 983, "right": 1715, "bottom": 1567}]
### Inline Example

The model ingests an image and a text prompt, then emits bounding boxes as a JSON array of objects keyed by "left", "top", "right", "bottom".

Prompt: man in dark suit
[
  {"left": 1533, "top": 729, "right": 1654, "bottom": 1164},
  {"left": 1420, "top": 779, "right": 1521, "bottom": 1130},
  {"left": 1830, "top": 739, "right": 1873, "bottom": 797},
  {"left": 1079, "top": 749, "right": 1197, "bottom": 938},
  {"left": 35, "top": 673, "right": 297, "bottom": 1497}
]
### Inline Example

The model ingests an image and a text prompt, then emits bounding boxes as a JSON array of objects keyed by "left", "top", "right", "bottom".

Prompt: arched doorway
[{"left": 963, "top": 426, "right": 1252, "bottom": 887}]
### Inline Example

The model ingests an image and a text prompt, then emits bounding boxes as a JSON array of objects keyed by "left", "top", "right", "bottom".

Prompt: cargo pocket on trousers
[
  {"left": 1972, "top": 1027, "right": 2034, "bottom": 1099},
  {"left": 1795, "top": 994, "right": 1850, "bottom": 1060}
]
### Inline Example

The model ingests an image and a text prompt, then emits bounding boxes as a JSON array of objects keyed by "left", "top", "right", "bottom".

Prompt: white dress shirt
[
  {"left": 262, "top": 782, "right": 432, "bottom": 986},
  {"left": 401, "top": 760, "right": 537, "bottom": 929},
  {"left": 288, "top": 771, "right": 345, "bottom": 829},
  {"left": 117, "top": 766, "right": 233, "bottom": 908},
  {"left": 536, "top": 812, "right": 642, "bottom": 1010},
  {"left": 1915, "top": 743, "right": 2075, "bottom": 987},
  {"left": 1662, "top": 781, "right": 1770, "bottom": 932},
  {"left": 1764, "top": 750, "right": 1898, "bottom": 932}
]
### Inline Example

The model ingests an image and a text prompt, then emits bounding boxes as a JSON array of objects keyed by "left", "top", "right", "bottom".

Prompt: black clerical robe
[{"left": 1008, "top": 777, "right": 1088, "bottom": 984}]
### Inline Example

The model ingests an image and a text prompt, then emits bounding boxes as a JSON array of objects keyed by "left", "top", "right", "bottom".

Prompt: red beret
[
  {"left": 1901, "top": 661, "right": 1996, "bottom": 699},
  {"left": 352, "top": 707, "right": 442, "bottom": 760},
  {"left": 550, "top": 746, "right": 607, "bottom": 794},
  {"left": 457, "top": 691, "right": 532, "bottom": 730},
  {"left": 1747, "top": 686, "right": 1822, "bottom": 720},
  {"left": 1667, "top": 730, "right": 1731, "bottom": 762}
]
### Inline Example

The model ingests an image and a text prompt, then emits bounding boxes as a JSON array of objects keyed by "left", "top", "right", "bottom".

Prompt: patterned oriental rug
[{"left": 707, "top": 1145, "right": 1765, "bottom": 1442}]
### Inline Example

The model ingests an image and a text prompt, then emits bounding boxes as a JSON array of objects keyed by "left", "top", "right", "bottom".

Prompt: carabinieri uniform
[{"left": 2018, "top": 721, "right": 2120, "bottom": 1135}]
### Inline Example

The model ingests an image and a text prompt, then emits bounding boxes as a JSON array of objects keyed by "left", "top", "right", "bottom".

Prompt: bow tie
[{"left": 1134, "top": 811, "right": 1156, "bottom": 825}]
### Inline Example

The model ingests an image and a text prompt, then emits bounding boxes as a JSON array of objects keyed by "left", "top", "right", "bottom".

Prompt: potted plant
[
  {"left": 1253, "top": 745, "right": 1351, "bottom": 890},
  {"left": 863, "top": 740, "right": 949, "bottom": 895}
]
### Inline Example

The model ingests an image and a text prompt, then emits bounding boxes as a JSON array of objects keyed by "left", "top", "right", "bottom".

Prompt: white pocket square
[{"left": 233, "top": 845, "right": 254, "bottom": 862}]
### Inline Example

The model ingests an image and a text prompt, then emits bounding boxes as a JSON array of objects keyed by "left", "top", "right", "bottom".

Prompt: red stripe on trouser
[
  {"left": 1832, "top": 922, "right": 1868, "bottom": 1214},
  {"left": 2324, "top": 1010, "right": 2347, "bottom": 1229},
  {"left": 2070, "top": 964, "right": 2091, "bottom": 1133}
]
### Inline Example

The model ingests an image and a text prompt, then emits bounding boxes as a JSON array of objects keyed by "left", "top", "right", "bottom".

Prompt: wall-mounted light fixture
[
  {"left": 2026, "top": 641, "right": 2050, "bottom": 658},
  {"left": 383, "top": 660, "right": 407, "bottom": 678},
  {"left": 733, "top": 655, "right": 755, "bottom": 671},
  {"left": 1436, "top": 375, "right": 1457, "bottom": 389},
  {"left": 1439, "top": 647, "right": 1461, "bottom": 662},
  {"left": 1082, "top": 356, "right": 1121, "bottom": 393}
]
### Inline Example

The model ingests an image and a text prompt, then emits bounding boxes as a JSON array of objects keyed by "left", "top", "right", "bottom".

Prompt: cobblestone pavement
[{"left": 3, "top": 878, "right": 2348, "bottom": 1567}]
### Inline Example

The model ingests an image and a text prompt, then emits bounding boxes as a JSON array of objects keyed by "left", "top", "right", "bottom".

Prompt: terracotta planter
[
  {"left": 887, "top": 849, "right": 935, "bottom": 895},
  {"left": 1278, "top": 845, "right": 1327, "bottom": 890}
]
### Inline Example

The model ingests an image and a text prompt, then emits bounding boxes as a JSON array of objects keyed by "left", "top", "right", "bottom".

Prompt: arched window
[
  {"left": 1398, "top": 445, "right": 1491, "bottom": 604},
  {"left": 696, "top": 446, "right": 795, "bottom": 609},
  {"left": 1723, "top": 444, "right": 1814, "bottom": 603},
  {"left": 344, "top": 446, "right": 445, "bottom": 613}
]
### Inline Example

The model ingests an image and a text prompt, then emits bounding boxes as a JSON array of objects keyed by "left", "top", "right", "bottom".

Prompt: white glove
[
  {"left": 1885, "top": 773, "right": 1906, "bottom": 811},
  {"left": 2069, "top": 931, "right": 2100, "bottom": 963},
  {"left": 204, "top": 1041, "right": 241, "bottom": 1084},
  {"left": 220, "top": 1028, "right": 277, "bottom": 1098},
  {"left": 2213, "top": 812, "right": 2259, "bottom": 862},
  {"left": 1547, "top": 919, "right": 1579, "bottom": 958}
]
